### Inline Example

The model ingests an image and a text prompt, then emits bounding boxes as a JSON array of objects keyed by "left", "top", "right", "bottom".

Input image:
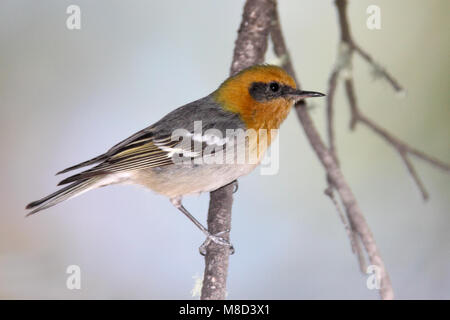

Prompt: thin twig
[
  {"left": 324, "top": 70, "right": 365, "bottom": 267},
  {"left": 332, "top": 0, "right": 449, "bottom": 201},
  {"left": 352, "top": 44, "right": 403, "bottom": 93},
  {"left": 344, "top": 78, "right": 358, "bottom": 130},
  {"left": 201, "top": 0, "right": 276, "bottom": 300},
  {"left": 271, "top": 1, "right": 394, "bottom": 299},
  {"left": 324, "top": 45, "right": 367, "bottom": 264},
  {"left": 327, "top": 68, "right": 341, "bottom": 161},
  {"left": 355, "top": 105, "right": 450, "bottom": 174},
  {"left": 324, "top": 188, "right": 366, "bottom": 272}
]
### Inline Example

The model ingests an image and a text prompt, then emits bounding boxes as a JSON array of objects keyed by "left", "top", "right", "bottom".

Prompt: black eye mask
[{"left": 249, "top": 81, "right": 293, "bottom": 102}]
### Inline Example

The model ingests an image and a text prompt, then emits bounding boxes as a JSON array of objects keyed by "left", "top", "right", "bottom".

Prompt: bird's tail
[{"left": 25, "top": 178, "right": 99, "bottom": 216}]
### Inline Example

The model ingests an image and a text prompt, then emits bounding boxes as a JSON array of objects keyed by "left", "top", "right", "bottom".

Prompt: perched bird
[{"left": 26, "top": 64, "right": 324, "bottom": 252}]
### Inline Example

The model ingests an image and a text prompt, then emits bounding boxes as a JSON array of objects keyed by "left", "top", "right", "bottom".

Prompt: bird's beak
[{"left": 287, "top": 89, "right": 325, "bottom": 101}]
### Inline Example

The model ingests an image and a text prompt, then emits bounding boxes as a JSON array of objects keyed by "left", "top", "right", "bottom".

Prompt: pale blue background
[{"left": 0, "top": 0, "right": 449, "bottom": 299}]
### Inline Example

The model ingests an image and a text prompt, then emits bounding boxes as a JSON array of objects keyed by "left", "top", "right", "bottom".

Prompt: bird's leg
[{"left": 170, "top": 197, "right": 234, "bottom": 255}]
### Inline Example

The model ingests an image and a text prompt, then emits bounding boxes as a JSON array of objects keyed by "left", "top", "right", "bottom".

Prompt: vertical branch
[
  {"left": 201, "top": 0, "right": 276, "bottom": 300},
  {"left": 230, "top": 0, "right": 275, "bottom": 75},
  {"left": 200, "top": 183, "right": 235, "bottom": 300}
]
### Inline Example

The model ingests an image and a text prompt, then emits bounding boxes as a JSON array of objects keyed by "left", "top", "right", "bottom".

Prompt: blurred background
[{"left": 0, "top": 0, "right": 449, "bottom": 299}]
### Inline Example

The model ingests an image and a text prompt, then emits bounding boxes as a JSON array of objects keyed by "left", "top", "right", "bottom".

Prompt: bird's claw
[
  {"left": 199, "top": 230, "right": 234, "bottom": 256},
  {"left": 232, "top": 180, "right": 238, "bottom": 193}
]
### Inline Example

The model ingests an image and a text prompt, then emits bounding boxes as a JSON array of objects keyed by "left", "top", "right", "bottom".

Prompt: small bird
[{"left": 26, "top": 64, "right": 324, "bottom": 252}]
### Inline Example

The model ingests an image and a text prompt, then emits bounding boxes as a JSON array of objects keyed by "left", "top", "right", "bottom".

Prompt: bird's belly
[{"left": 129, "top": 163, "right": 258, "bottom": 198}]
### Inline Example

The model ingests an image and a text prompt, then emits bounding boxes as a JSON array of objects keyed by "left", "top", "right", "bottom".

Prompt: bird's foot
[
  {"left": 199, "top": 230, "right": 234, "bottom": 256},
  {"left": 224, "top": 180, "right": 239, "bottom": 193}
]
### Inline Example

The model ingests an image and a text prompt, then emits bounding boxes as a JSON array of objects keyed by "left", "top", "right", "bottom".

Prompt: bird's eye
[{"left": 269, "top": 82, "right": 280, "bottom": 92}]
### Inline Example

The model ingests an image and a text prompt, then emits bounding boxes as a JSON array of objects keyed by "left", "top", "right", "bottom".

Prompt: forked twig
[{"left": 328, "top": 0, "right": 450, "bottom": 201}]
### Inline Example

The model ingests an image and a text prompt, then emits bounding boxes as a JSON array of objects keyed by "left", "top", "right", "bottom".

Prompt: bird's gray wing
[{"left": 57, "top": 95, "right": 245, "bottom": 185}]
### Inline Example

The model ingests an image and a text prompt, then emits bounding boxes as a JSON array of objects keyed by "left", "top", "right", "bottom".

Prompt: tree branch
[
  {"left": 200, "top": 0, "right": 276, "bottom": 300},
  {"left": 271, "top": 1, "right": 394, "bottom": 299},
  {"left": 200, "top": 183, "right": 235, "bottom": 300}
]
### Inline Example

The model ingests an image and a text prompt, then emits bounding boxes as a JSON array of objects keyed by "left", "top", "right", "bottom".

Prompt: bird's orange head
[{"left": 213, "top": 64, "right": 324, "bottom": 131}]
